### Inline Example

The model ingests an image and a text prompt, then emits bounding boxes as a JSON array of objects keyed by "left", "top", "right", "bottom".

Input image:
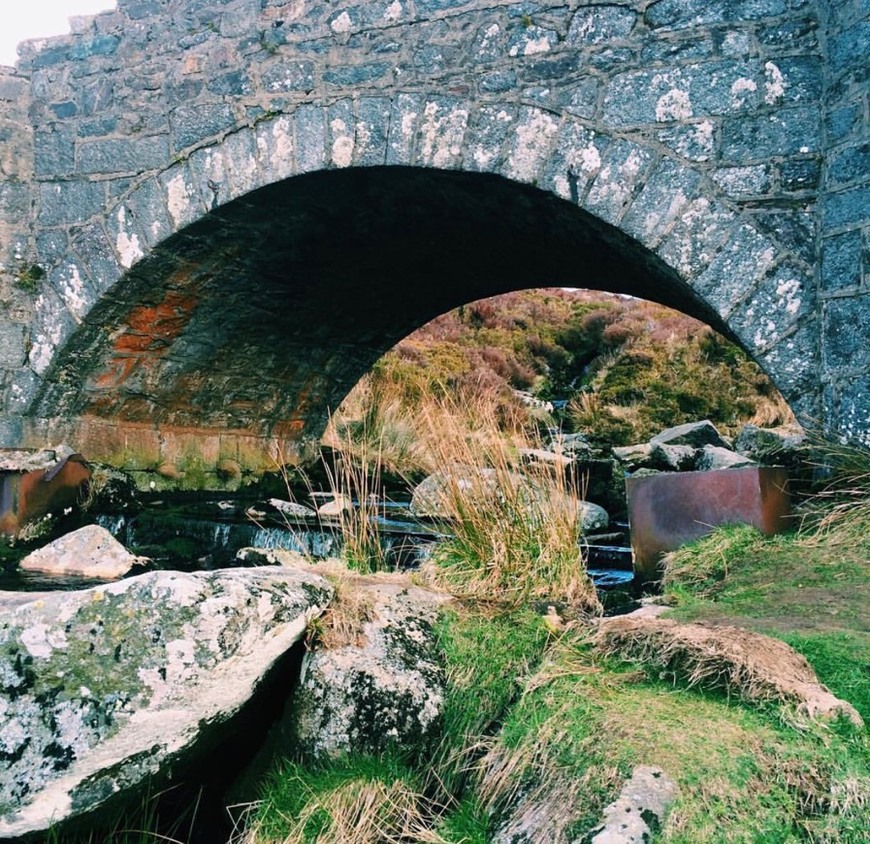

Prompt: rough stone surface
[
  {"left": 0, "top": 0, "right": 866, "bottom": 463},
  {"left": 695, "top": 445, "right": 757, "bottom": 471},
  {"left": 288, "top": 577, "right": 449, "bottom": 760},
  {"left": 650, "top": 420, "right": 731, "bottom": 450},
  {"left": 581, "top": 765, "right": 678, "bottom": 844},
  {"left": 0, "top": 567, "right": 333, "bottom": 838},
  {"left": 19, "top": 524, "right": 142, "bottom": 579}
]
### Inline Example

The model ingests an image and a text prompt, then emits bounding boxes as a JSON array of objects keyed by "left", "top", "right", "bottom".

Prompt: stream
[{"left": 0, "top": 495, "right": 636, "bottom": 599}]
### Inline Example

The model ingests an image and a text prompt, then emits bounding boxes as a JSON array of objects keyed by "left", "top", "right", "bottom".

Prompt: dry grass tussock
[
  {"left": 413, "top": 394, "right": 600, "bottom": 615},
  {"left": 593, "top": 615, "right": 863, "bottom": 726},
  {"left": 240, "top": 777, "right": 447, "bottom": 844},
  {"left": 797, "top": 434, "right": 870, "bottom": 543}
]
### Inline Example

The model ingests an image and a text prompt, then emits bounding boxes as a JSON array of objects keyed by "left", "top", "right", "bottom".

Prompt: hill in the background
[{"left": 336, "top": 288, "right": 792, "bottom": 456}]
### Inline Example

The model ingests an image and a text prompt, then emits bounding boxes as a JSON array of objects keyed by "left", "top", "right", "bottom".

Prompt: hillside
[{"left": 332, "top": 288, "right": 793, "bottom": 465}]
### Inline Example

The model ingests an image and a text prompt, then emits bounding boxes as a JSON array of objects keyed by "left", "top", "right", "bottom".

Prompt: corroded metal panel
[
  {"left": 626, "top": 466, "right": 791, "bottom": 583},
  {"left": 0, "top": 455, "right": 91, "bottom": 536}
]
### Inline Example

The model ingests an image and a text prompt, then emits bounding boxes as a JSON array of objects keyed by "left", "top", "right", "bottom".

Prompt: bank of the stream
[{"left": 242, "top": 522, "right": 868, "bottom": 844}]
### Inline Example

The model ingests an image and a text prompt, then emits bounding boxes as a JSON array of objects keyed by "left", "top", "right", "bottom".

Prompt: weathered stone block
[
  {"left": 77, "top": 135, "right": 171, "bottom": 176},
  {"left": 355, "top": 97, "right": 391, "bottom": 166},
  {"left": 220, "top": 128, "right": 263, "bottom": 200},
  {"left": 721, "top": 107, "right": 821, "bottom": 160},
  {"left": 621, "top": 156, "right": 700, "bottom": 246},
  {"left": 170, "top": 102, "right": 235, "bottom": 152},
  {"left": 72, "top": 221, "right": 124, "bottom": 294},
  {"left": 821, "top": 230, "right": 862, "bottom": 291},
  {"left": 729, "top": 262, "right": 812, "bottom": 354},
  {"left": 294, "top": 104, "right": 326, "bottom": 174},
  {"left": 780, "top": 157, "right": 821, "bottom": 191},
  {"left": 124, "top": 177, "right": 174, "bottom": 249},
  {"left": 418, "top": 97, "right": 470, "bottom": 169},
  {"left": 656, "top": 198, "right": 737, "bottom": 278},
  {"left": 645, "top": 0, "right": 787, "bottom": 31},
  {"left": 823, "top": 184, "right": 870, "bottom": 230},
  {"left": 712, "top": 164, "right": 772, "bottom": 197},
  {"left": 827, "top": 142, "right": 870, "bottom": 187},
  {"left": 503, "top": 105, "right": 559, "bottom": 183},
  {"left": 464, "top": 105, "right": 516, "bottom": 174},
  {"left": 584, "top": 139, "right": 654, "bottom": 225},
  {"left": 261, "top": 60, "right": 315, "bottom": 93},
  {"left": 0, "top": 320, "right": 27, "bottom": 368},
  {"left": 386, "top": 93, "right": 421, "bottom": 165},
  {"left": 34, "top": 125, "right": 76, "bottom": 177},
  {"left": 824, "top": 297, "right": 870, "bottom": 371},
  {"left": 28, "top": 287, "right": 78, "bottom": 376},
  {"left": 37, "top": 181, "right": 105, "bottom": 226},
  {"left": 0, "top": 183, "right": 32, "bottom": 221},
  {"left": 568, "top": 6, "right": 636, "bottom": 45},
  {"left": 254, "top": 113, "right": 296, "bottom": 183},
  {"left": 692, "top": 223, "right": 778, "bottom": 321}
]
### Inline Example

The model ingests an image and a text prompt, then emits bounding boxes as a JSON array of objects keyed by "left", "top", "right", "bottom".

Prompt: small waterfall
[{"left": 212, "top": 522, "right": 233, "bottom": 549}]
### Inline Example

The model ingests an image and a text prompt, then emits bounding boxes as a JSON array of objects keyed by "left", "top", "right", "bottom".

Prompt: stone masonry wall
[
  {"left": 0, "top": 0, "right": 866, "bottom": 469},
  {"left": 0, "top": 65, "right": 35, "bottom": 445},
  {"left": 819, "top": 0, "right": 870, "bottom": 444}
]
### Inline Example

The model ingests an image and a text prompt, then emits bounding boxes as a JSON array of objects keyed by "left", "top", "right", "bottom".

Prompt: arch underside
[{"left": 33, "top": 166, "right": 737, "bottom": 448}]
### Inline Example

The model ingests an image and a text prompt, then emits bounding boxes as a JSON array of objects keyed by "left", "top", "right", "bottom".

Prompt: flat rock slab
[{"left": 0, "top": 567, "right": 332, "bottom": 839}]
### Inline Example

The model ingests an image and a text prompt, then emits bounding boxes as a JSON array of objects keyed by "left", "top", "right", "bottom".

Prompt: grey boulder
[
  {"left": 0, "top": 567, "right": 332, "bottom": 839},
  {"left": 19, "top": 524, "right": 143, "bottom": 579}
]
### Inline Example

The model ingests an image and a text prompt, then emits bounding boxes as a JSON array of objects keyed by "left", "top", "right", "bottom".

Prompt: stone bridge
[{"left": 0, "top": 0, "right": 867, "bottom": 481}]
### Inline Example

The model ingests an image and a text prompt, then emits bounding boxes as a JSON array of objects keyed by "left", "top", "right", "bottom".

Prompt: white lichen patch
[
  {"left": 29, "top": 294, "right": 67, "bottom": 375},
  {"left": 20, "top": 623, "right": 67, "bottom": 659},
  {"left": 730, "top": 76, "right": 758, "bottom": 109},
  {"left": 506, "top": 108, "right": 560, "bottom": 183},
  {"left": 776, "top": 276, "right": 802, "bottom": 316},
  {"left": 419, "top": 101, "right": 469, "bottom": 168},
  {"left": 764, "top": 61, "right": 786, "bottom": 105},
  {"left": 656, "top": 88, "right": 692, "bottom": 122},
  {"left": 55, "top": 262, "right": 90, "bottom": 321},
  {"left": 330, "top": 118, "right": 355, "bottom": 167},
  {"left": 257, "top": 115, "right": 295, "bottom": 180},
  {"left": 164, "top": 172, "right": 194, "bottom": 229},
  {"left": 330, "top": 11, "right": 352, "bottom": 33},
  {"left": 115, "top": 206, "right": 143, "bottom": 269},
  {"left": 383, "top": 0, "right": 403, "bottom": 22}
]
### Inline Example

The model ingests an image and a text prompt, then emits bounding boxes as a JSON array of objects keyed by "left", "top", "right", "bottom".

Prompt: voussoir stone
[
  {"left": 19, "top": 524, "right": 142, "bottom": 579},
  {"left": 0, "top": 567, "right": 332, "bottom": 839}
]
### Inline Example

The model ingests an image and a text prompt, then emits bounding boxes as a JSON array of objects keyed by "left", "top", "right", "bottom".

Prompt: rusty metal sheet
[
  {"left": 0, "top": 455, "right": 91, "bottom": 536},
  {"left": 626, "top": 466, "right": 791, "bottom": 584}
]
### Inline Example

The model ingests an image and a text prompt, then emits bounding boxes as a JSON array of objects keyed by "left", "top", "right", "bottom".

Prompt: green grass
[
  {"left": 249, "top": 755, "right": 423, "bottom": 842},
  {"left": 427, "top": 608, "right": 550, "bottom": 799},
  {"left": 435, "top": 796, "right": 489, "bottom": 843},
  {"left": 479, "top": 637, "right": 869, "bottom": 842},
  {"left": 661, "top": 524, "right": 870, "bottom": 722}
]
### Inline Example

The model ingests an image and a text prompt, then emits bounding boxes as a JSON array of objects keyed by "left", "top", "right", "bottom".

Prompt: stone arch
[{"left": 23, "top": 99, "right": 817, "bottom": 469}]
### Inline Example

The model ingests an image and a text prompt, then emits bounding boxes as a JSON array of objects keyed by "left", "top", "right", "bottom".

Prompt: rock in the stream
[
  {"left": 19, "top": 524, "right": 143, "bottom": 579},
  {"left": 0, "top": 567, "right": 332, "bottom": 839},
  {"left": 580, "top": 765, "right": 678, "bottom": 844},
  {"left": 650, "top": 420, "right": 730, "bottom": 450},
  {"left": 269, "top": 497, "right": 316, "bottom": 518},
  {"left": 695, "top": 445, "right": 756, "bottom": 471},
  {"left": 579, "top": 501, "right": 609, "bottom": 533},
  {"left": 288, "top": 577, "right": 450, "bottom": 760}
]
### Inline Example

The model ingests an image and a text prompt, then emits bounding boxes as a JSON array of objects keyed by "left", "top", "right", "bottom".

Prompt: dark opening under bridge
[{"left": 0, "top": 0, "right": 867, "bottom": 478}]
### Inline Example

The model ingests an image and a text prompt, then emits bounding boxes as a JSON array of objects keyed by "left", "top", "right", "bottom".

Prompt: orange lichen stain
[
  {"left": 272, "top": 419, "right": 305, "bottom": 439},
  {"left": 89, "top": 357, "right": 139, "bottom": 390},
  {"left": 125, "top": 290, "right": 199, "bottom": 339},
  {"left": 83, "top": 286, "right": 200, "bottom": 418}
]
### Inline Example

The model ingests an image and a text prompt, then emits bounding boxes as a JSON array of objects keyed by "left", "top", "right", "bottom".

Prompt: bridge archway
[{"left": 28, "top": 139, "right": 812, "bottom": 475}]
